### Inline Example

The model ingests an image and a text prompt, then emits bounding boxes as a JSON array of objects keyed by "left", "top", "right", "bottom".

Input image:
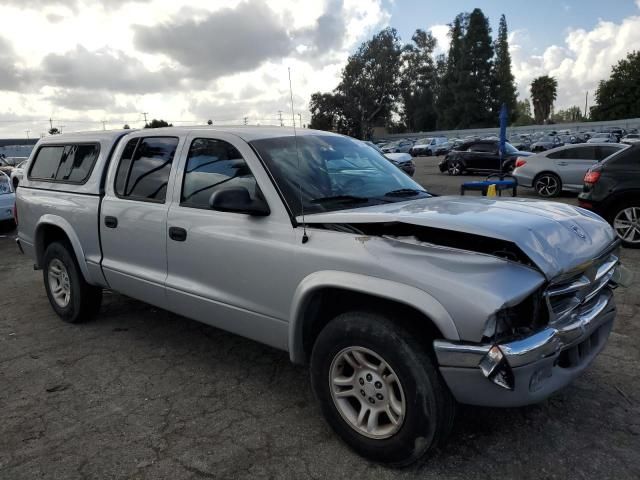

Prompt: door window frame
[{"left": 27, "top": 142, "right": 100, "bottom": 185}]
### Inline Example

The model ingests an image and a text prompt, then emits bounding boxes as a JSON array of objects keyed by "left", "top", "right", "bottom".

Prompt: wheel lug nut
[
  {"left": 376, "top": 393, "right": 383, "bottom": 400},
  {"left": 359, "top": 378, "right": 364, "bottom": 386},
  {"left": 374, "top": 381, "right": 382, "bottom": 389},
  {"left": 366, "top": 374, "right": 372, "bottom": 382},
  {"left": 368, "top": 397, "right": 375, "bottom": 404},
  {"left": 360, "top": 390, "right": 365, "bottom": 396}
]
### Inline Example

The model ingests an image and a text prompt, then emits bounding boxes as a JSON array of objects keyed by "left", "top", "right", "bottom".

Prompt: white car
[
  {"left": 587, "top": 133, "right": 617, "bottom": 143},
  {"left": 10, "top": 160, "right": 27, "bottom": 189},
  {"left": 0, "top": 171, "right": 15, "bottom": 223},
  {"left": 621, "top": 133, "right": 640, "bottom": 145}
]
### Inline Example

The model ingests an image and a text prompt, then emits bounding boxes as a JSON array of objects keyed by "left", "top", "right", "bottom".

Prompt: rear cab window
[
  {"left": 28, "top": 144, "right": 99, "bottom": 184},
  {"left": 114, "top": 137, "right": 178, "bottom": 203}
]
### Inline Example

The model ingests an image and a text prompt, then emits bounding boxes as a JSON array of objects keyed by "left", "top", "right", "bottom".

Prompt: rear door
[
  {"left": 100, "top": 135, "right": 184, "bottom": 309},
  {"left": 550, "top": 146, "right": 598, "bottom": 188},
  {"left": 467, "top": 142, "right": 500, "bottom": 170}
]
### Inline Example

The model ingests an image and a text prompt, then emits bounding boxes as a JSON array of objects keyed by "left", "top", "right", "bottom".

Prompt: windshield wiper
[
  {"left": 382, "top": 188, "right": 429, "bottom": 197},
  {"left": 310, "top": 195, "right": 371, "bottom": 205}
]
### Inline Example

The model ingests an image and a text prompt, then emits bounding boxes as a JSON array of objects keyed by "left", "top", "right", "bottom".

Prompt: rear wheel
[
  {"left": 610, "top": 204, "right": 640, "bottom": 248},
  {"left": 43, "top": 241, "right": 102, "bottom": 323},
  {"left": 533, "top": 173, "right": 562, "bottom": 197},
  {"left": 310, "top": 311, "right": 455, "bottom": 466}
]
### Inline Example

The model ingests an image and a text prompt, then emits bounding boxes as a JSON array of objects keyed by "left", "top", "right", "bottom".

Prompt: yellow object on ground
[{"left": 486, "top": 184, "right": 497, "bottom": 197}]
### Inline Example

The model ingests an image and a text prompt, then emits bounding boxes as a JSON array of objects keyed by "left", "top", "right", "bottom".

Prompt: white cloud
[
  {"left": 511, "top": 14, "right": 640, "bottom": 111},
  {"left": 430, "top": 24, "right": 450, "bottom": 55},
  {"left": 0, "top": 0, "right": 389, "bottom": 136}
]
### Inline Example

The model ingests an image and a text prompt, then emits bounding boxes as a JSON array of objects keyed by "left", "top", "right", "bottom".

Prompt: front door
[
  {"left": 164, "top": 133, "right": 295, "bottom": 350},
  {"left": 100, "top": 135, "right": 183, "bottom": 309}
]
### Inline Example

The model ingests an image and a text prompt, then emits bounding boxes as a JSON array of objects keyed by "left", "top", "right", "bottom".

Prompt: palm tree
[{"left": 530, "top": 76, "right": 558, "bottom": 124}]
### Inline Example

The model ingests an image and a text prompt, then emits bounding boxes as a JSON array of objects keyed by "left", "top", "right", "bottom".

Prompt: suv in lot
[
  {"left": 16, "top": 127, "right": 628, "bottom": 466},
  {"left": 439, "top": 139, "right": 532, "bottom": 175},
  {"left": 579, "top": 144, "right": 640, "bottom": 248}
]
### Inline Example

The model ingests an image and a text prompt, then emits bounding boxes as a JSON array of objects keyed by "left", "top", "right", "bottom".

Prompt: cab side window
[
  {"left": 181, "top": 138, "right": 258, "bottom": 210},
  {"left": 28, "top": 144, "right": 99, "bottom": 183},
  {"left": 114, "top": 137, "right": 178, "bottom": 203}
]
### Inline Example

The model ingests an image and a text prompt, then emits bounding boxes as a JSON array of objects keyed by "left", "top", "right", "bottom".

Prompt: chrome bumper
[{"left": 434, "top": 288, "right": 617, "bottom": 407}]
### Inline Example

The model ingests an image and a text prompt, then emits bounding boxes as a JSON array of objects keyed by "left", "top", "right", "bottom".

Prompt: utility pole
[
  {"left": 243, "top": 116, "right": 248, "bottom": 126},
  {"left": 59, "top": 125, "right": 66, "bottom": 134},
  {"left": 49, "top": 118, "right": 53, "bottom": 130},
  {"left": 24, "top": 129, "right": 30, "bottom": 139},
  {"left": 298, "top": 113, "right": 302, "bottom": 128},
  {"left": 278, "top": 111, "right": 283, "bottom": 127},
  {"left": 141, "top": 112, "right": 148, "bottom": 126},
  {"left": 584, "top": 91, "right": 588, "bottom": 119},
  {"left": 101, "top": 120, "right": 107, "bottom": 131}
]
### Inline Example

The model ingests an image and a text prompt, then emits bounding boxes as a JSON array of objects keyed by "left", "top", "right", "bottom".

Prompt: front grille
[{"left": 545, "top": 252, "right": 618, "bottom": 324}]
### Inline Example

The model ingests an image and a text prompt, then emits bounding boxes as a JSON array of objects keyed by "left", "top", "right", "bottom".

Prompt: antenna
[{"left": 288, "top": 67, "right": 308, "bottom": 244}]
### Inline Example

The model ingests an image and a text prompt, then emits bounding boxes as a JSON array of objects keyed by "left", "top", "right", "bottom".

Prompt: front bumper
[{"left": 434, "top": 288, "right": 616, "bottom": 407}]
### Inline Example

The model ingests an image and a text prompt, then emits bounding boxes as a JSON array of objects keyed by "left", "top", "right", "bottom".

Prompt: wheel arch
[
  {"left": 35, "top": 215, "right": 90, "bottom": 281},
  {"left": 288, "top": 271, "right": 459, "bottom": 365}
]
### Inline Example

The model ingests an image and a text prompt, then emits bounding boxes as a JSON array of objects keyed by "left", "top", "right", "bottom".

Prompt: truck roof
[{"left": 36, "top": 126, "right": 342, "bottom": 144}]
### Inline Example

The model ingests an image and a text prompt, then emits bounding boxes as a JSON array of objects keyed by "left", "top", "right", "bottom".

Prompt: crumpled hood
[{"left": 300, "top": 196, "right": 616, "bottom": 279}]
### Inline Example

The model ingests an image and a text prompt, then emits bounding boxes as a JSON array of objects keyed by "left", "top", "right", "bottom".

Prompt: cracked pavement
[{"left": 1, "top": 156, "right": 639, "bottom": 479}]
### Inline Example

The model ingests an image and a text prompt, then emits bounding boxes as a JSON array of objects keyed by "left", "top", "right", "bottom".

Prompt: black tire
[
  {"left": 43, "top": 241, "right": 102, "bottom": 323},
  {"left": 533, "top": 172, "right": 562, "bottom": 198},
  {"left": 447, "top": 159, "right": 464, "bottom": 176},
  {"left": 607, "top": 202, "right": 640, "bottom": 249},
  {"left": 310, "top": 311, "right": 455, "bottom": 467}
]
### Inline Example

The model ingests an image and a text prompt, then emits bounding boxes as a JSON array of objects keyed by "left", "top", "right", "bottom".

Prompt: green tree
[
  {"left": 456, "top": 8, "right": 494, "bottom": 128},
  {"left": 399, "top": 29, "right": 439, "bottom": 132},
  {"left": 144, "top": 119, "right": 173, "bottom": 128},
  {"left": 48, "top": 127, "right": 60, "bottom": 135},
  {"left": 492, "top": 14, "right": 518, "bottom": 123},
  {"left": 590, "top": 51, "right": 640, "bottom": 120},
  {"left": 513, "top": 99, "right": 534, "bottom": 125},
  {"left": 436, "top": 14, "right": 466, "bottom": 129},
  {"left": 308, "top": 92, "right": 341, "bottom": 132},
  {"left": 123, "top": 124, "right": 130, "bottom": 129},
  {"left": 551, "top": 105, "right": 583, "bottom": 123},
  {"left": 336, "top": 28, "right": 403, "bottom": 138},
  {"left": 530, "top": 75, "right": 558, "bottom": 124}
]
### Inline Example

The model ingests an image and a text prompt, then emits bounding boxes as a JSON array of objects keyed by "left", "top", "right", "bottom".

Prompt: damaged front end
[{"left": 433, "top": 242, "right": 631, "bottom": 406}]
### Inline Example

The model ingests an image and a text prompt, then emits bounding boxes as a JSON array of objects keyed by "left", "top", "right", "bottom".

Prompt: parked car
[
  {"left": 512, "top": 143, "right": 627, "bottom": 197},
  {"left": 587, "top": 133, "right": 618, "bottom": 144},
  {"left": 509, "top": 135, "right": 532, "bottom": 151},
  {"left": 16, "top": 128, "right": 629, "bottom": 465},
  {"left": 0, "top": 155, "right": 27, "bottom": 175},
  {"left": 10, "top": 160, "right": 26, "bottom": 189},
  {"left": 530, "top": 135, "right": 563, "bottom": 152},
  {"left": 579, "top": 144, "right": 640, "bottom": 248},
  {"left": 621, "top": 133, "right": 640, "bottom": 145},
  {"left": 601, "top": 127, "right": 626, "bottom": 142},
  {"left": 409, "top": 137, "right": 448, "bottom": 157},
  {"left": 434, "top": 139, "right": 461, "bottom": 156},
  {"left": 363, "top": 141, "right": 415, "bottom": 176},
  {"left": 439, "top": 140, "right": 533, "bottom": 175},
  {"left": 0, "top": 171, "right": 15, "bottom": 225},
  {"left": 382, "top": 139, "right": 414, "bottom": 154}
]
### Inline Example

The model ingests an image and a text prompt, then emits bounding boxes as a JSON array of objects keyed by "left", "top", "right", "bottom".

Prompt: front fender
[
  {"left": 35, "top": 215, "right": 91, "bottom": 281},
  {"left": 288, "top": 270, "right": 459, "bottom": 364}
]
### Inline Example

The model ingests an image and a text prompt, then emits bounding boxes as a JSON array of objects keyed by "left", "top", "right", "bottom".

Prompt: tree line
[{"left": 309, "top": 8, "right": 640, "bottom": 139}]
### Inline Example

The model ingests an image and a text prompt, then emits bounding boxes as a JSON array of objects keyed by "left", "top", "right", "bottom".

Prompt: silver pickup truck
[{"left": 15, "top": 127, "right": 629, "bottom": 466}]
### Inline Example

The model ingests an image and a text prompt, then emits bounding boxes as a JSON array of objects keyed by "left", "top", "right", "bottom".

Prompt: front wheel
[
  {"left": 610, "top": 204, "right": 640, "bottom": 248},
  {"left": 43, "top": 241, "right": 102, "bottom": 323},
  {"left": 533, "top": 173, "right": 562, "bottom": 197},
  {"left": 447, "top": 159, "right": 464, "bottom": 176},
  {"left": 310, "top": 311, "right": 455, "bottom": 466}
]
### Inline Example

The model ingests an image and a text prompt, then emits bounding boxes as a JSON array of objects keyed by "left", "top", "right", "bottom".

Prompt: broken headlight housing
[{"left": 482, "top": 289, "right": 548, "bottom": 344}]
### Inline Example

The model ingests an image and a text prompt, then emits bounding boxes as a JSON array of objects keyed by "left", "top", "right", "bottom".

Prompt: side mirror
[{"left": 209, "top": 186, "right": 270, "bottom": 216}]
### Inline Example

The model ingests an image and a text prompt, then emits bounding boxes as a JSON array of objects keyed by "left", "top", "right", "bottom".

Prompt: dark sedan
[
  {"left": 578, "top": 144, "right": 640, "bottom": 248},
  {"left": 439, "top": 140, "right": 533, "bottom": 175}
]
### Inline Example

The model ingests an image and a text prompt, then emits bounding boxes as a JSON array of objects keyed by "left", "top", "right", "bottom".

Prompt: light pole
[{"left": 25, "top": 129, "right": 30, "bottom": 139}]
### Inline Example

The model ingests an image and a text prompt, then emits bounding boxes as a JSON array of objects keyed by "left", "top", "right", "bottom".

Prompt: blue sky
[{"left": 387, "top": 0, "right": 639, "bottom": 54}]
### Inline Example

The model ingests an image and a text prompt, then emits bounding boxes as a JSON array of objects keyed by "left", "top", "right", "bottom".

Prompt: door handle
[
  {"left": 104, "top": 216, "right": 118, "bottom": 228},
  {"left": 169, "top": 226, "right": 187, "bottom": 242},
  {"left": 557, "top": 162, "right": 569, "bottom": 166}
]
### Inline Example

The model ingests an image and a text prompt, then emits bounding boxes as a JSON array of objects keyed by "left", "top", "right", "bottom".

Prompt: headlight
[
  {"left": 0, "top": 177, "right": 11, "bottom": 194},
  {"left": 482, "top": 290, "right": 548, "bottom": 343}
]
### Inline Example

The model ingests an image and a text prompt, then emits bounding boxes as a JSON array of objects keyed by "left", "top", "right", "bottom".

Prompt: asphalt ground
[{"left": 1, "top": 156, "right": 639, "bottom": 479}]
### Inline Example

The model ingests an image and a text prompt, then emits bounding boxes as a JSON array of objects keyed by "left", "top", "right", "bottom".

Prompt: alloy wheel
[
  {"left": 329, "top": 346, "right": 406, "bottom": 439},
  {"left": 613, "top": 207, "right": 640, "bottom": 245},
  {"left": 535, "top": 174, "right": 560, "bottom": 197},
  {"left": 48, "top": 259, "right": 71, "bottom": 308},
  {"left": 448, "top": 160, "right": 462, "bottom": 176}
]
